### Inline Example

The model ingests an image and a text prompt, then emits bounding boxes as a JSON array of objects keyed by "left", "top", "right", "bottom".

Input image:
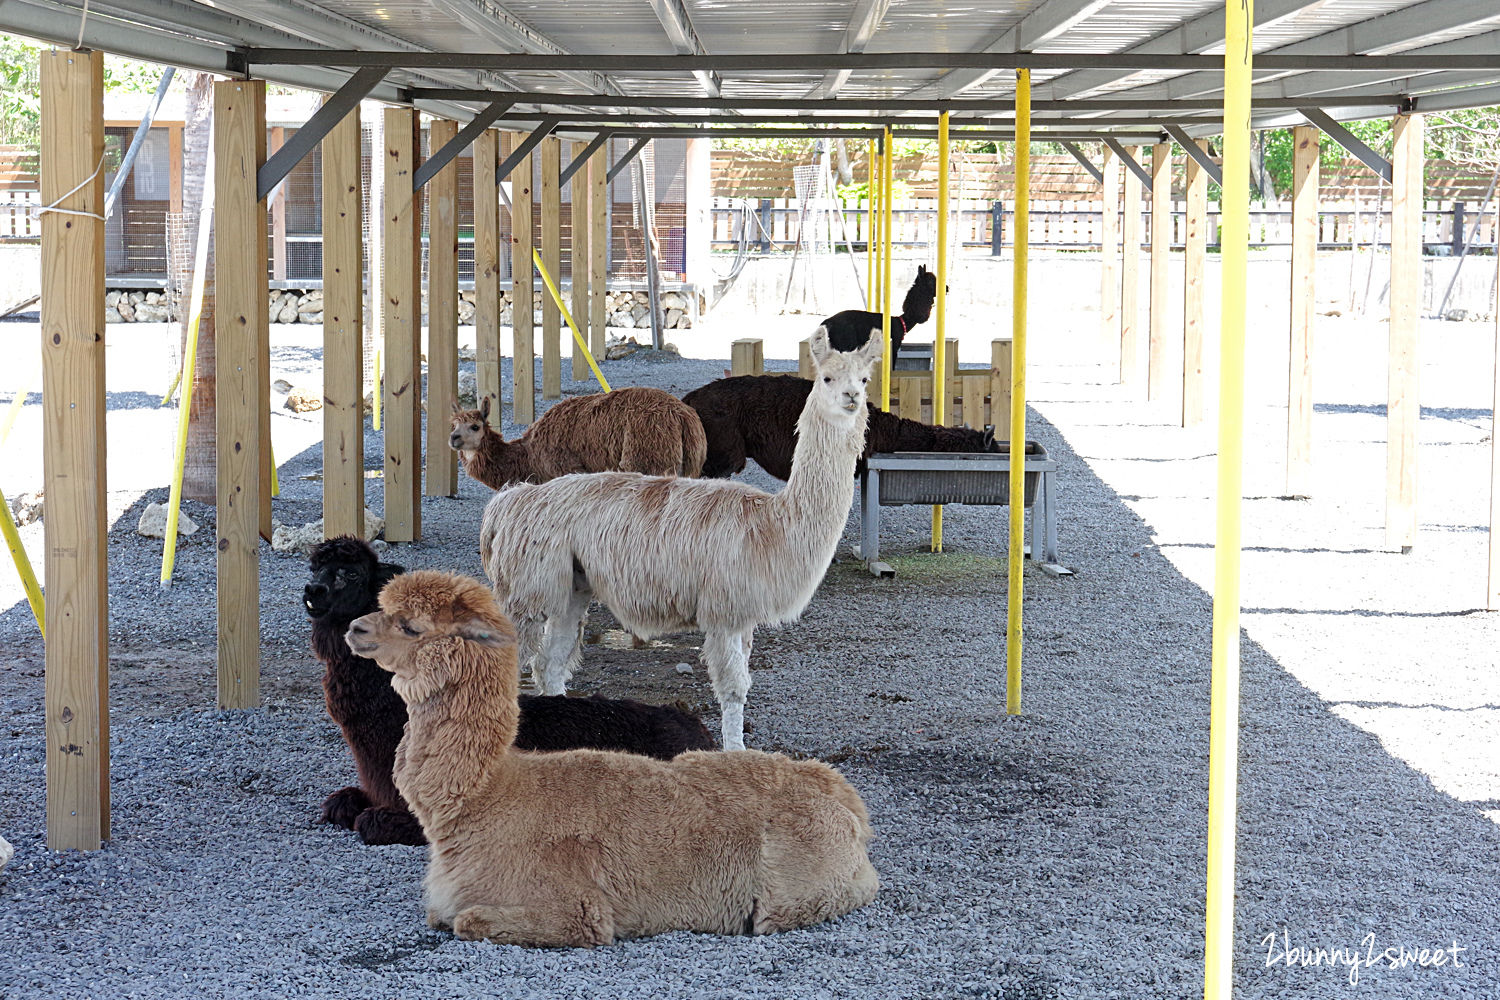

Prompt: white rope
[
  {"left": 75, "top": 0, "right": 92, "bottom": 51},
  {"left": 38, "top": 151, "right": 106, "bottom": 223}
]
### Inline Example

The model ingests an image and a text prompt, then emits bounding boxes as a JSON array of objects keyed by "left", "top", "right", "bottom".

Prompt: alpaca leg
[
  {"left": 353, "top": 805, "right": 427, "bottom": 847},
  {"left": 514, "top": 616, "right": 545, "bottom": 693},
  {"left": 538, "top": 587, "right": 591, "bottom": 696},
  {"left": 702, "top": 629, "right": 753, "bottom": 751},
  {"left": 452, "top": 898, "right": 614, "bottom": 948},
  {"left": 319, "top": 785, "right": 371, "bottom": 830}
]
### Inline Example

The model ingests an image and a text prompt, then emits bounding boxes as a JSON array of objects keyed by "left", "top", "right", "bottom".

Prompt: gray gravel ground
[{"left": 2, "top": 302, "right": 1499, "bottom": 999}]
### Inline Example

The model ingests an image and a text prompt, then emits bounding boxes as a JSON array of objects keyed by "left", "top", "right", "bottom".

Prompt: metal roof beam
[
  {"left": 425, "top": 0, "right": 607, "bottom": 93},
  {"left": 1099, "top": 137, "right": 1153, "bottom": 187},
  {"left": 493, "top": 112, "right": 1192, "bottom": 128},
  {"left": 414, "top": 100, "right": 516, "bottom": 192},
  {"left": 496, "top": 116, "right": 561, "bottom": 183},
  {"left": 558, "top": 131, "right": 614, "bottom": 188},
  {"left": 1299, "top": 107, "right": 1392, "bottom": 182},
  {"left": 258, "top": 66, "right": 388, "bottom": 200},
  {"left": 906, "top": 0, "right": 1117, "bottom": 98},
  {"left": 1060, "top": 142, "right": 1103, "bottom": 184},
  {"left": 811, "top": 0, "right": 889, "bottom": 99},
  {"left": 1163, "top": 125, "right": 1223, "bottom": 185},
  {"left": 645, "top": 0, "right": 723, "bottom": 99},
  {"left": 243, "top": 49, "right": 1500, "bottom": 73},
  {"left": 606, "top": 138, "right": 652, "bottom": 183}
]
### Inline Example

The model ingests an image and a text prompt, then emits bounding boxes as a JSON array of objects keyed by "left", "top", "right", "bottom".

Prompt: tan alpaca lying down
[{"left": 346, "top": 569, "right": 878, "bottom": 947}]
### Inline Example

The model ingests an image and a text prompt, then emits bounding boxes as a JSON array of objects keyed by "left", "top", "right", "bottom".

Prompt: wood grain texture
[
  {"left": 541, "top": 137, "right": 562, "bottom": 398},
  {"left": 1148, "top": 141, "right": 1172, "bottom": 403},
  {"left": 474, "top": 129, "right": 501, "bottom": 426},
  {"left": 426, "top": 118, "right": 459, "bottom": 497},
  {"left": 510, "top": 135, "right": 535, "bottom": 424},
  {"left": 1387, "top": 113, "right": 1423, "bottom": 550},
  {"left": 41, "top": 48, "right": 109, "bottom": 850},
  {"left": 213, "top": 79, "right": 267, "bottom": 709},
  {"left": 321, "top": 103, "right": 364, "bottom": 539},
  {"left": 1182, "top": 139, "right": 1208, "bottom": 429},
  {"left": 1287, "top": 125, "right": 1319, "bottom": 496},
  {"left": 1120, "top": 147, "right": 1142, "bottom": 387},
  {"left": 590, "top": 144, "right": 608, "bottom": 361},
  {"left": 731, "top": 338, "right": 763, "bottom": 376},
  {"left": 570, "top": 140, "right": 590, "bottom": 381},
  {"left": 383, "top": 108, "right": 422, "bottom": 541},
  {"left": 1099, "top": 148, "right": 1120, "bottom": 357},
  {"left": 992, "top": 339, "right": 1013, "bottom": 442}
]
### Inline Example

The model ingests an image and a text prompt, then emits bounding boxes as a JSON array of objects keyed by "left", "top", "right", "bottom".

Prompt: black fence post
[
  {"left": 758, "top": 199, "right": 773, "bottom": 252},
  {"left": 1452, "top": 201, "right": 1465, "bottom": 255},
  {"left": 991, "top": 201, "right": 1004, "bottom": 256}
]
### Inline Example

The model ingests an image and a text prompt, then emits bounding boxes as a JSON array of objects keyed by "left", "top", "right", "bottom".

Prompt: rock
[
  {"left": 136, "top": 303, "right": 169, "bottom": 322},
  {"left": 370, "top": 539, "right": 390, "bottom": 556},
  {"left": 605, "top": 337, "right": 641, "bottom": 361},
  {"left": 1444, "top": 308, "right": 1469, "bottom": 322},
  {"left": 130, "top": 291, "right": 146, "bottom": 303},
  {"left": 659, "top": 342, "right": 680, "bottom": 356},
  {"left": 297, "top": 297, "right": 322, "bottom": 314},
  {"left": 659, "top": 291, "right": 687, "bottom": 311},
  {"left": 285, "top": 388, "right": 322, "bottom": 412},
  {"left": 675, "top": 662, "right": 694, "bottom": 675},
  {"left": 630, "top": 304, "right": 650, "bottom": 324},
  {"left": 633, "top": 291, "right": 649, "bottom": 305},
  {"left": 300, "top": 311, "right": 323, "bottom": 324},
  {"left": 9, "top": 491, "right": 43, "bottom": 526},
  {"left": 272, "top": 509, "right": 384, "bottom": 555},
  {"left": 104, "top": 307, "right": 122, "bottom": 324},
  {"left": 458, "top": 346, "right": 477, "bottom": 362},
  {"left": 610, "top": 311, "right": 635, "bottom": 329},
  {"left": 458, "top": 370, "right": 478, "bottom": 406},
  {"left": 276, "top": 302, "right": 299, "bottom": 324},
  {"left": 137, "top": 501, "right": 198, "bottom": 539},
  {"left": 0, "top": 835, "right": 11, "bottom": 871},
  {"left": 665, "top": 308, "right": 684, "bottom": 329},
  {"left": 145, "top": 291, "right": 161, "bottom": 305},
  {"left": 104, "top": 290, "right": 121, "bottom": 307},
  {"left": 272, "top": 378, "right": 293, "bottom": 394},
  {"left": 116, "top": 300, "right": 135, "bottom": 322}
]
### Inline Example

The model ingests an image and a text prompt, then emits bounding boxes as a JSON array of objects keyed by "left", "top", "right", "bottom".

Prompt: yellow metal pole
[
  {"left": 867, "top": 139, "right": 877, "bottom": 311},
  {"left": 881, "top": 128, "right": 893, "bottom": 412},
  {"left": 0, "top": 486, "right": 43, "bottom": 634},
  {"left": 1205, "top": 1, "right": 1252, "bottom": 997},
  {"left": 532, "top": 247, "right": 612, "bottom": 393},
  {"left": 933, "top": 112, "right": 949, "bottom": 551},
  {"left": 1006, "top": 71, "right": 1030, "bottom": 716}
]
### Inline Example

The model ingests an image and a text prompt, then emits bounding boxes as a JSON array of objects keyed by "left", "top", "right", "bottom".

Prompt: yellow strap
[
  {"left": 532, "top": 247, "right": 611, "bottom": 393},
  {"left": 0, "top": 487, "right": 43, "bottom": 634}
]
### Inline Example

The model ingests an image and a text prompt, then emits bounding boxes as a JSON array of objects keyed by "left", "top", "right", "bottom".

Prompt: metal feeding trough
[
  {"left": 857, "top": 442, "right": 1068, "bottom": 577},
  {"left": 892, "top": 342, "right": 934, "bottom": 371}
]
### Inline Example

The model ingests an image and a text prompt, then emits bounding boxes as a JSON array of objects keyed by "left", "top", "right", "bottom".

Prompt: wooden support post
[
  {"left": 1387, "top": 113, "right": 1423, "bottom": 551},
  {"left": 1148, "top": 141, "right": 1172, "bottom": 402},
  {"left": 1488, "top": 244, "right": 1500, "bottom": 610},
  {"left": 474, "top": 128, "right": 502, "bottom": 425},
  {"left": 1287, "top": 125, "right": 1319, "bottom": 496},
  {"left": 168, "top": 124, "right": 183, "bottom": 216},
  {"left": 1183, "top": 139, "right": 1209, "bottom": 429},
  {"left": 991, "top": 338, "right": 1013, "bottom": 441},
  {"left": 213, "top": 78, "right": 268, "bottom": 710},
  {"left": 41, "top": 47, "right": 109, "bottom": 850},
  {"left": 511, "top": 135, "right": 536, "bottom": 424},
  {"left": 798, "top": 339, "right": 813, "bottom": 380},
  {"left": 321, "top": 102, "right": 363, "bottom": 539},
  {"left": 590, "top": 143, "right": 608, "bottom": 362},
  {"left": 382, "top": 107, "right": 422, "bottom": 542},
  {"left": 269, "top": 126, "right": 287, "bottom": 281},
  {"left": 1100, "top": 145, "right": 1120, "bottom": 359},
  {"left": 541, "top": 136, "right": 562, "bottom": 398},
  {"left": 570, "top": 140, "right": 590, "bottom": 381},
  {"left": 1121, "top": 146, "right": 1142, "bottom": 387},
  {"left": 426, "top": 119, "right": 460, "bottom": 497},
  {"left": 731, "top": 338, "right": 764, "bottom": 376}
]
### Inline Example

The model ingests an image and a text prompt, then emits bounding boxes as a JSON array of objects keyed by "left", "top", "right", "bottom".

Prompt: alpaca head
[
  {"left": 903, "top": 265, "right": 939, "bottom": 324},
  {"left": 449, "top": 398, "right": 494, "bottom": 454},
  {"left": 304, "top": 535, "right": 405, "bottom": 621},
  {"left": 807, "top": 324, "right": 882, "bottom": 425},
  {"left": 346, "top": 570, "right": 516, "bottom": 705}
]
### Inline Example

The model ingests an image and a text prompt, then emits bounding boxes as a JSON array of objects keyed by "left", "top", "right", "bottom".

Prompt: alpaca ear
[
  {"left": 456, "top": 623, "right": 515, "bottom": 649},
  {"left": 375, "top": 563, "right": 406, "bottom": 591},
  {"left": 808, "top": 325, "right": 832, "bottom": 366},
  {"left": 450, "top": 400, "right": 461, "bottom": 415},
  {"left": 857, "top": 327, "right": 884, "bottom": 367},
  {"left": 983, "top": 425, "right": 996, "bottom": 448},
  {"left": 479, "top": 396, "right": 491, "bottom": 420},
  {"left": 918, "top": 264, "right": 927, "bottom": 275}
]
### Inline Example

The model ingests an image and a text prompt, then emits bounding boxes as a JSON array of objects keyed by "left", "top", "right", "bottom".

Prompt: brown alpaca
[
  {"left": 448, "top": 388, "right": 707, "bottom": 489},
  {"left": 347, "top": 570, "right": 878, "bottom": 947}
]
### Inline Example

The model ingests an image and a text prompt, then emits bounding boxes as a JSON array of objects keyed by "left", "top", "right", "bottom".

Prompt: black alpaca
[
  {"left": 821, "top": 265, "right": 938, "bottom": 357},
  {"left": 304, "top": 536, "right": 716, "bottom": 847},
  {"left": 683, "top": 374, "right": 1000, "bottom": 481}
]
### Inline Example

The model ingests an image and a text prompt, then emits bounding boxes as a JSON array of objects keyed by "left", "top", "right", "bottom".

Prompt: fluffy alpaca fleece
[
  {"left": 821, "top": 264, "right": 937, "bottom": 357},
  {"left": 480, "top": 327, "right": 882, "bottom": 750},
  {"left": 448, "top": 387, "right": 707, "bottom": 490},
  {"left": 305, "top": 536, "right": 715, "bottom": 847},
  {"left": 347, "top": 570, "right": 878, "bottom": 946},
  {"left": 684, "top": 373, "right": 1001, "bottom": 480}
]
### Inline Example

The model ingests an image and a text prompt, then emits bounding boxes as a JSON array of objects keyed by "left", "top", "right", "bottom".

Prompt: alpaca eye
[
  {"left": 823, "top": 377, "right": 832, "bottom": 384},
  {"left": 400, "top": 622, "right": 420, "bottom": 637},
  {"left": 470, "top": 424, "right": 480, "bottom": 431},
  {"left": 862, "top": 377, "right": 869, "bottom": 384}
]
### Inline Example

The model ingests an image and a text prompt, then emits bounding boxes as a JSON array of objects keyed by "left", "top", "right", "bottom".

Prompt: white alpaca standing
[{"left": 480, "top": 326, "right": 881, "bottom": 750}]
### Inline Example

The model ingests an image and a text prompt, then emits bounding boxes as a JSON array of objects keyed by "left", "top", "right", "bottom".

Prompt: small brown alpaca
[
  {"left": 346, "top": 570, "right": 878, "bottom": 947},
  {"left": 448, "top": 388, "right": 707, "bottom": 489}
]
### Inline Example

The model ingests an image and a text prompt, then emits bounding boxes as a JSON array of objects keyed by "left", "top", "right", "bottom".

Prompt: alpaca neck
[
  {"left": 466, "top": 431, "right": 533, "bottom": 487},
  {"left": 777, "top": 398, "right": 866, "bottom": 526}
]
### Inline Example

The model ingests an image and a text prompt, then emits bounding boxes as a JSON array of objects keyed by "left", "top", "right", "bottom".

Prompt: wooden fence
[
  {"left": 713, "top": 197, "right": 1500, "bottom": 252},
  {"left": 1, "top": 192, "right": 41, "bottom": 241}
]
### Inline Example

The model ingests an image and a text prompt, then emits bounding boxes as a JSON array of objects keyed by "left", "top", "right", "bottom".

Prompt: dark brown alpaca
[
  {"left": 821, "top": 265, "right": 938, "bottom": 357},
  {"left": 449, "top": 388, "right": 707, "bottom": 490},
  {"left": 682, "top": 374, "right": 999, "bottom": 481},
  {"left": 304, "top": 536, "right": 716, "bottom": 847}
]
